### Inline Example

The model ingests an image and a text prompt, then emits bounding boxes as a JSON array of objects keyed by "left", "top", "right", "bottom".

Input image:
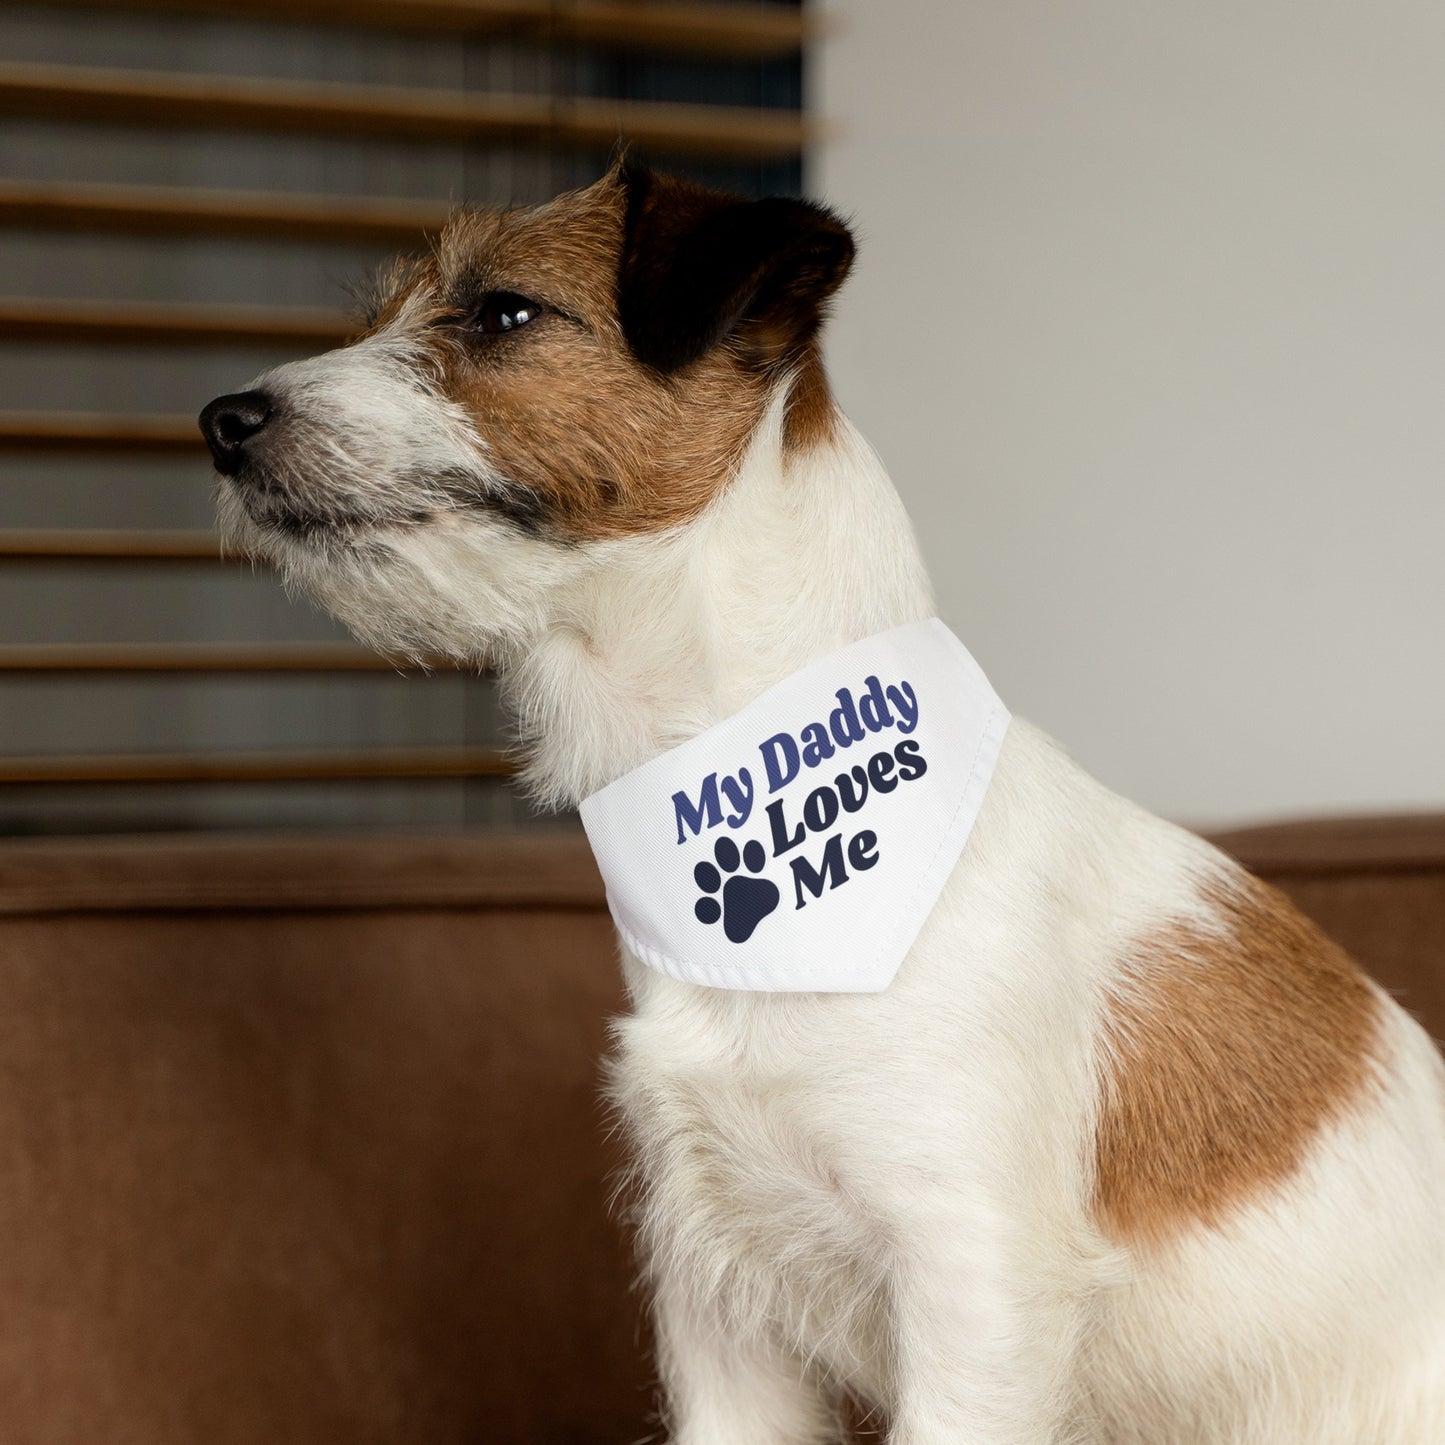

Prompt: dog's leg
[
  {"left": 883, "top": 1204, "right": 1090, "bottom": 1445},
  {"left": 654, "top": 1275, "right": 842, "bottom": 1445}
]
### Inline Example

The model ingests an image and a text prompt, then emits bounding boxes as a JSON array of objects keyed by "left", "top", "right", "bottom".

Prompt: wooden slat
[
  {"left": 0, "top": 61, "right": 813, "bottom": 161},
  {"left": 0, "top": 412, "right": 200, "bottom": 452},
  {"left": 0, "top": 642, "right": 413, "bottom": 672},
  {"left": 0, "top": 0, "right": 810, "bottom": 59},
  {"left": 0, "top": 297, "right": 352, "bottom": 348},
  {"left": 0, "top": 179, "right": 449, "bottom": 245},
  {"left": 547, "top": 0, "right": 810, "bottom": 57},
  {"left": 0, "top": 529, "right": 222, "bottom": 560},
  {"left": 0, "top": 744, "right": 513, "bottom": 783}
]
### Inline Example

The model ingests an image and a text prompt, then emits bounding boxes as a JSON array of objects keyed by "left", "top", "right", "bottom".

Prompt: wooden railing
[
  {"left": 0, "top": 180, "right": 448, "bottom": 245},
  {"left": 0, "top": 413, "right": 203, "bottom": 450},
  {"left": 0, "top": 412, "right": 202, "bottom": 452},
  {"left": 0, "top": 298, "right": 352, "bottom": 348},
  {"left": 0, "top": 61, "right": 813, "bottom": 161},
  {"left": 0, "top": 745, "right": 514, "bottom": 784},
  {"left": 0, "top": 0, "right": 811, "bottom": 58},
  {"left": 0, "top": 529, "right": 221, "bottom": 560},
  {"left": 0, "top": 643, "right": 413, "bottom": 673}
]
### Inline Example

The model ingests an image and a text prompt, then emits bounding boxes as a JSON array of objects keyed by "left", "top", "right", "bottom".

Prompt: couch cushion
[{"left": 0, "top": 830, "right": 647, "bottom": 1445}]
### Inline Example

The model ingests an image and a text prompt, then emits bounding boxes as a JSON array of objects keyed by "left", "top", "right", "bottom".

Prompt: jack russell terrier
[{"left": 200, "top": 162, "right": 1445, "bottom": 1444}]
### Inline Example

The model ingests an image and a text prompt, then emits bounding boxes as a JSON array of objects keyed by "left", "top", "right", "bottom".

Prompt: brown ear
[{"left": 616, "top": 162, "right": 855, "bottom": 375}]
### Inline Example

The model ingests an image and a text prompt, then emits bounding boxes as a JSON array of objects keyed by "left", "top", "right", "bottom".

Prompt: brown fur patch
[
  {"left": 1094, "top": 872, "right": 1382, "bottom": 1246},
  {"left": 361, "top": 169, "right": 854, "bottom": 541},
  {"left": 782, "top": 343, "right": 840, "bottom": 454},
  {"left": 368, "top": 176, "right": 773, "bottom": 542}
]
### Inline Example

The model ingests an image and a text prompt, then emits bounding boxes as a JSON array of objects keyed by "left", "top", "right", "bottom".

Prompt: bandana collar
[{"left": 579, "top": 618, "right": 1009, "bottom": 993}]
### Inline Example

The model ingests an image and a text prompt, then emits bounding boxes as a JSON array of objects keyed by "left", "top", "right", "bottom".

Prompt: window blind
[{"left": 0, "top": 0, "right": 809, "bottom": 834}]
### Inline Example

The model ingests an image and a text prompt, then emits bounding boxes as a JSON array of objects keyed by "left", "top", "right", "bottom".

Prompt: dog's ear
[{"left": 617, "top": 162, "right": 855, "bottom": 375}]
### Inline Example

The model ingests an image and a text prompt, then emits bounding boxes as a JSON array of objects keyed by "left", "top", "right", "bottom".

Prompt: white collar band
[{"left": 579, "top": 618, "right": 1010, "bottom": 993}]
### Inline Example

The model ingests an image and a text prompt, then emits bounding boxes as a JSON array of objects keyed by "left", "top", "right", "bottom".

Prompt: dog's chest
[{"left": 613, "top": 985, "right": 893, "bottom": 1389}]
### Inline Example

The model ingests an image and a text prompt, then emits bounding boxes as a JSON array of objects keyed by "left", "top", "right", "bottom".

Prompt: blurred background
[
  {"left": 0, "top": 0, "right": 802, "bottom": 836},
  {"left": 820, "top": 0, "right": 1445, "bottom": 827},
  {"left": 1, "top": 0, "right": 1441, "bottom": 838}
]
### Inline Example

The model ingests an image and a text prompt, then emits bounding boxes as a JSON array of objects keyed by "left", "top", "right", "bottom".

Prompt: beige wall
[{"left": 814, "top": 0, "right": 1445, "bottom": 826}]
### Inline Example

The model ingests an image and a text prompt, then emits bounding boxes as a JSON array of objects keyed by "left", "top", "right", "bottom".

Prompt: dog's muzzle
[{"left": 199, "top": 390, "right": 273, "bottom": 476}]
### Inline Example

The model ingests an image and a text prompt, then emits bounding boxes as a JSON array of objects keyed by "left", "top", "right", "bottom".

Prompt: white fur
[{"left": 220, "top": 343, "right": 1445, "bottom": 1444}]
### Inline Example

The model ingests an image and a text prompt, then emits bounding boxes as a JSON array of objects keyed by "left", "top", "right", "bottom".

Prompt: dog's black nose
[{"left": 199, "top": 390, "right": 273, "bottom": 475}]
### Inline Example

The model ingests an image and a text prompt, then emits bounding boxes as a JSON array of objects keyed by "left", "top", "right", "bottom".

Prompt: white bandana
[{"left": 579, "top": 619, "right": 1010, "bottom": 993}]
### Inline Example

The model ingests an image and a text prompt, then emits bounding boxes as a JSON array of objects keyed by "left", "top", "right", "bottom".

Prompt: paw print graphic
[{"left": 693, "top": 837, "right": 780, "bottom": 945}]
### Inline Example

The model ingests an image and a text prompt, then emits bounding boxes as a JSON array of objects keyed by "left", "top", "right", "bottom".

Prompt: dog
[{"left": 200, "top": 161, "right": 1445, "bottom": 1443}]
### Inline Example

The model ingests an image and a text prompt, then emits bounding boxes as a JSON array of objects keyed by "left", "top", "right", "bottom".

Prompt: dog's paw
[{"left": 693, "top": 837, "right": 780, "bottom": 944}]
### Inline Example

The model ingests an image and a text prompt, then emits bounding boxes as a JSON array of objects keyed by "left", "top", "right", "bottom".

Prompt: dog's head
[{"left": 200, "top": 163, "right": 854, "bottom": 662}]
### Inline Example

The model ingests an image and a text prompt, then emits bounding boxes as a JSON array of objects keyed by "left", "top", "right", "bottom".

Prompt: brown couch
[{"left": 0, "top": 818, "right": 1441, "bottom": 1443}]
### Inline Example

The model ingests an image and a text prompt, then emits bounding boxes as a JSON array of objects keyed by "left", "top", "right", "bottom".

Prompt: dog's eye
[{"left": 471, "top": 291, "right": 543, "bottom": 335}]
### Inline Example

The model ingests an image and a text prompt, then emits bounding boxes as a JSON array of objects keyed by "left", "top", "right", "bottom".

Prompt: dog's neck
[{"left": 506, "top": 391, "right": 937, "bottom": 809}]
